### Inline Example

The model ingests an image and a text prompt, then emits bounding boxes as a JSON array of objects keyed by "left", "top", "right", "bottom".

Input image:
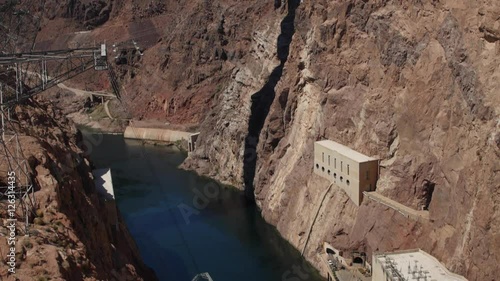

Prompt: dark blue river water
[{"left": 85, "top": 132, "right": 323, "bottom": 281}]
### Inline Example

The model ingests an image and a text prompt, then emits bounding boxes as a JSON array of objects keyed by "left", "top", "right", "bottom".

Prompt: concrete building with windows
[
  {"left": 314, "top": 140, "right": 378, "bottom": 206},
  {"left": 372, "top": 249, "right": 468, "bottom": 281}
]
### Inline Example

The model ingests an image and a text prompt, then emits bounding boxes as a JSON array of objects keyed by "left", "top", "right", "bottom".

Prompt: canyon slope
[
  {"left": 182, "top": 1, "right": 500, "bottom": 280},
  {"left": 3, "top": 0, "right": 499, "bottom": 280},
  {"left": 0, "top": 100, "right": 157, "bottom": 280}
]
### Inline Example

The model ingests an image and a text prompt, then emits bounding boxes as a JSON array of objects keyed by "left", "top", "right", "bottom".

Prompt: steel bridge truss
[
  {"left": 0, "top": 44, "right": 108, "bottom": 235},
  {"left": 0, "top": 92, "right": 35, "bottom": 235},
  {"left": 0, "top": 45, "right": 108, "bottom": 106}
]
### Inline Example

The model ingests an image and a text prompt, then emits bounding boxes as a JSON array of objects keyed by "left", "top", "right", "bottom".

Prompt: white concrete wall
[
  {"left": 358, "top": 160, "right": 379, "bottom": 203},
  {"left": 313, "top": 141, "right": 378, "bottom": 206},
  {"left": 124, "top": 127, "right": 192, "bottom": 142}
]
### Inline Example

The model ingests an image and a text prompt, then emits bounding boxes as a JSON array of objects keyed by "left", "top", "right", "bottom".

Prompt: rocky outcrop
[
  {"left": 0, "top": 99, "right": 157, "bottom": 281},
  {"left": 43, "top": 0, "right": 113, "bottom": 28}
]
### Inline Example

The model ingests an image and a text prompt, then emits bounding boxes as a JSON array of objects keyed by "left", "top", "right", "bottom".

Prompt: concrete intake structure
[
  {"left": 314, "top": 140, "right": 379, "bottom": 206},
  {"left": 188, "top": 133, "right": 200, "bottom": 153}
]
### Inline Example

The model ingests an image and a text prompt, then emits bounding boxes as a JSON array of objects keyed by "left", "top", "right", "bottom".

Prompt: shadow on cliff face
[{"left": 243, "top": 0, "right": 300, "bottom": 202}]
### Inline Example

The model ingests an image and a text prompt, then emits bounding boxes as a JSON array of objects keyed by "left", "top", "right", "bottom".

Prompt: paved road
[
  {"left": 336, "top": 270, "right": 370, "bottom": 281},
  {"left": 23, "top": 70, "right": 116, "bottom": 98},
  {"left": 57, "top": 82, "right": 116, "bottom": 98}
]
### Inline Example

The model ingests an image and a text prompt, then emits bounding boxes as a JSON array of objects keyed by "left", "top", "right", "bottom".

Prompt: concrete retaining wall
[{"left": 124, "top": 126, "right": 192, "bottom": 142}]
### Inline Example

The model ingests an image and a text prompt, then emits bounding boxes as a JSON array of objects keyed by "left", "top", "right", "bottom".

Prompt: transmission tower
[
  {"left": 0, "top": 82, "right": 36, "bottom": 235},
  {"left": 0, "top": 44, "right": 109, "bottom": 234}
]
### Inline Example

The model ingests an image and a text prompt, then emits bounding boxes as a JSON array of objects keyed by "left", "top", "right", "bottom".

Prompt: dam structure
[{"left": 124, "top": 125, "right": 200, "bottom": 152}]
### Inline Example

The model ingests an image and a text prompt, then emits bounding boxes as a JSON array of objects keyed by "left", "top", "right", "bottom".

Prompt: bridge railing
[{"left": 0, "top": 45, "right": 108, "bottom": 106}]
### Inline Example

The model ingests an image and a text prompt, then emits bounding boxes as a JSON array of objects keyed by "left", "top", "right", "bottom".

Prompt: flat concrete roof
[
  {"left": 93, "top": 168, "right": 115, "bottom": 201},
  {"left": 374, "top": 249, "right": 468, "bottom": 281},
  {"left": 316, "top": 140, "right": 377, "bottom": 163}
]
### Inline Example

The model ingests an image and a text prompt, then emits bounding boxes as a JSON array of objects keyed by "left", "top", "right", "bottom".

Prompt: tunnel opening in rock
[
  {"left": 326, "top": 248, "right": 336, "bottom": 255},
  {"left": 421, "top": 179, "right": 435, "bottom": 210},
  {"left": 353, "top": 257, "right": 364, "bottom": 265},
  {"left": 243, "top": 0, "right": 300, "bottom": 202}
]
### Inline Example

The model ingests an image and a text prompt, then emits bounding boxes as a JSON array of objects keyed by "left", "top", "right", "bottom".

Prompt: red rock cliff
[
  {"left": 0, "top": 99, "right": 157, "bottom": 280},
  {"left": 183, "top": 1, "right": 500, "bottom": 280},
  {"left": 2, "top": 0, "right": 499, "bottom": 280}
]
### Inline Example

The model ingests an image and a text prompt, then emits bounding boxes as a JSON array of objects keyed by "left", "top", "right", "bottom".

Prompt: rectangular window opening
[
  {"left": 322, "top": 152, "right": 324, "bottom": 163},
  {"left": 341, "top": 161, "right": 343, "bottom": 172},
  {"left": 347, "top": 164, "right": 350, "bottom": 175},
  {"left": 328, "top": 155, "right": 331, "bottom": 166}
]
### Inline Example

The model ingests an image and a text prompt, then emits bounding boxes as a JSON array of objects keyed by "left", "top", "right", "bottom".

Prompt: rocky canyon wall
[
  {"left": 3, "top": 0, "right": 499, "bottom": 280},
  {"left": 0, "top": 2, "right": 157, "bottom": 280},
  {"left": 0, "top": 99, "right": 157, "bottom": 280},
  {"left": 185, "top": 1, "right": 500, "bottom": 280}
]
